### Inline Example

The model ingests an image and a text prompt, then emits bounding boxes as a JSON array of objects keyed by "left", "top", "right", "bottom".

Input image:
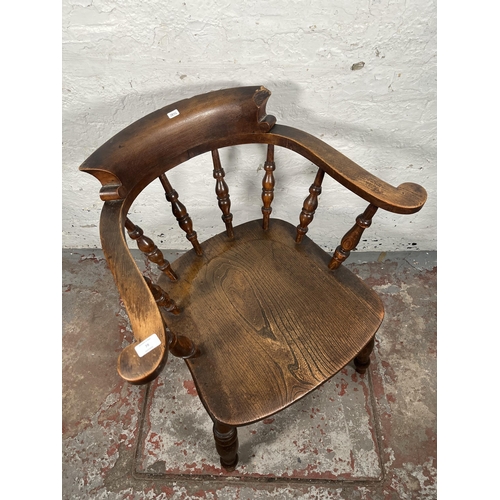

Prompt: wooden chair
[{"left": 79, "top": 86, "right": 427, "bottom": 471}]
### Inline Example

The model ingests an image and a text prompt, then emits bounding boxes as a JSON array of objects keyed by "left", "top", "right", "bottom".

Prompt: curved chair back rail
[
  {"left": 80, "top": 85, "right": 427, "bottom": 386},
  {"left": 80, "top": 86, "right": 276, "bottom": 203},
  {"left": 81, "top": 86, "right": 426, "bottom": 214}
]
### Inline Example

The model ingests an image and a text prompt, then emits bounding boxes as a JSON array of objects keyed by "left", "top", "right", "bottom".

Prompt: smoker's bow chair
[{"left": 80, "top": 86, "right": 426, "bottom": 471}]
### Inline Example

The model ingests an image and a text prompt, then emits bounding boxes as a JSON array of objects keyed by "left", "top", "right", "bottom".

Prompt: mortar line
[
  {"left": 133, "top": 380, "right": 153, "bottom": 469},
  {"left": 132, "top": 470, "right": 383, "bottom": 487}
]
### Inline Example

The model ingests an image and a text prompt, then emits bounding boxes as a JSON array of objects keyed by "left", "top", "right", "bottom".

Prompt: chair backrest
[{"left": 80, "top": 86, "right": 427, "bottom": 384}]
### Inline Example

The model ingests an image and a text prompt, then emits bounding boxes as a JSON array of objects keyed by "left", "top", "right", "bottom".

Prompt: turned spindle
[
  {"left": 212, "top": 149, "right": 234, "bottom": 238},
  {"left": 143, "top": 276, "right": 181, "bottom": 315},
  {"left": 165, "top": 326, "right": 198, "bottom": 359},
  {"left": 159, "top": 174, "right": 203, "bottom": 256},
  {"left": 143, "top": 278, "right": 198, "bottom": 358},
  {"left": 213, "top": 421, "right": 239, "bottom": 471},
  {"left": 261, "top": 144, "right": 276, "bottom": 230},
  {"left": 125, "top": 218, "right": 178, "bottom": 281},
  {"left": 296, "top": 168, "right": 325, "bottom": 243},
  {"left": 329, "top": 203, "right": 378, "bottom": 270}
]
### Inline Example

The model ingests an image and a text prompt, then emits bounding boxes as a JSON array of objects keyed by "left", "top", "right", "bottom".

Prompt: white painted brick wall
[{"left": 63, "top": 0, "right": 436, "bottom": 252}]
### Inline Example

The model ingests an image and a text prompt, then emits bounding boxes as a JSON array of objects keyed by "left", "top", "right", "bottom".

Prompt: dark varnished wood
[
  {"left": 80, "top": 87, "right": 426, "bottom": 215},
  {"left": 143, "top": 277, "right": 198, "bottom": 359},
  {"left": 212, "top": 149, "right": 234, "bottom": 238},
  {"left": 143, "top": 275, "right": 180, "bottom": 315},
  {"left": 329, "top": 203, "right": 378, "bottom": 270},
  {"left": 99, "top": 202, "right": 168, "bottom": 385},
  {"left": 213, "top": 421, "right": 239, "bottom": 471},
  {"left": 296, "top": 168, "right": 325, "bottom": 243},
  {"left": 159, "top": 219, "right": 384, "bottom": 426},
  {"left": 354, "top": 336, "right": 375, "bottom": 375},
  {"left": 262, "top": 125, "right": 427, "bottom": 215},
  {"left": 82, "top": 88, "right": 277, "bottom": 386},
  {"left": 167, "top": 328, "right": 199, "bottom": 360},
  {"left": 125, "top": 218, "right": 178, "bottom": 281},
  {"left": 159, "top": 174, "right": 203, "bottom": 256},
  {"left": 261, "top": 144, "right": 275, "bottom": 230},
  {"left": 80, "top": 86, "right": 427, "bottom": 470},
  {"left": 80, "top": 86, "right": 276, "bottom": 203}
]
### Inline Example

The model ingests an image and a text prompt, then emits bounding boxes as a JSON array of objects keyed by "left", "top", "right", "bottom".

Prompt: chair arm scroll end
[
  {"left": 117, "top": 329, "right": 168, "bottom": 385},
  {"left": 395, "top": 182, "right": 428, "bottom": 214},
  {"left": 79, "top": 165, "right": 127, "bottom": 201}
]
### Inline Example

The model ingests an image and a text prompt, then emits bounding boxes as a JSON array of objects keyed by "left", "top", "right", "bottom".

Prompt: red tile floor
[{"left": 62, "top": 249, "right": 436, "bottom": 499}]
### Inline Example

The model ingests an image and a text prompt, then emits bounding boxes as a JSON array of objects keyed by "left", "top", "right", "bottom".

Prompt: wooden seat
[
  {"left": 160, "top": 218, "right": 384, "bottom": 426},
  {"left": 79, "top": 86, "right": 426, "bottom": 471}
]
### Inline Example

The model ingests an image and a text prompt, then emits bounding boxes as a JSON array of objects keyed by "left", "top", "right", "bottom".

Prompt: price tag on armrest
[{"left": 134, "top": 333, "right": 161, "bottom": 358}]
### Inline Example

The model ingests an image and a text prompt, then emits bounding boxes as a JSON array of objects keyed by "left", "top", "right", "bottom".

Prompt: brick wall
[{"left": 63, "top": 0, "right": 436, "bottom": 251}]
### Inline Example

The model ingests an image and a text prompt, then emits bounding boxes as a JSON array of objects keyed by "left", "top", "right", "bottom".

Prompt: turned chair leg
[
  {"left": 354, "top": 336, "right": 375, "bottom": 375},
  {"left": 213, "top": 420, "right": 239, "bottom": 471}
]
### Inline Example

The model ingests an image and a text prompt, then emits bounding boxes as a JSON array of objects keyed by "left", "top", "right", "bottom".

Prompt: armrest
[
  {"left": 99, "top": 200, "right": 168, "bottom": 384},
  {"left": 268, "top": 125, "right": 427, "bottom": 214}
]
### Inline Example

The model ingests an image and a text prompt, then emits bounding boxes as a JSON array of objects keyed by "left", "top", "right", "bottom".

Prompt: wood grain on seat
[{"left": 158, "top": 219, "right": 384, "bottom": 426}]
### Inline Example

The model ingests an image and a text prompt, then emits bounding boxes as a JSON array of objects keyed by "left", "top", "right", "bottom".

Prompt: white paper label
[
  {"left": 134, "top": 333, "right": 161, "bottom": 357},
  {"left": 167, "top": 109, "right": 180, "bottom": 119}
]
